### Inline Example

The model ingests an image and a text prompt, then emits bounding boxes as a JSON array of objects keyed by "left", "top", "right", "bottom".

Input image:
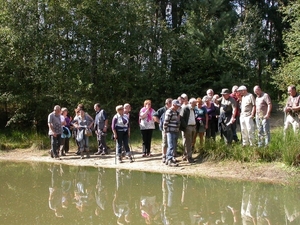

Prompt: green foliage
[
  {"left": 0, "top": 0, "right": 288, "bottom": 131},
  {"left": 273, "top": 1, "right": 300, "bottom": 92}
]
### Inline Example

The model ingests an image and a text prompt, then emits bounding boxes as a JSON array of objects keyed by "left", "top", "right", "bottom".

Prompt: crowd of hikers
[{"left": 48, "top": 84, "right": 300, "bottom": 166}]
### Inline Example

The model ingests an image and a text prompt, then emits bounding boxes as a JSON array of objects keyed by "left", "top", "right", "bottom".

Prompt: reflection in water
[{"left": 0, "top": 161, "right": 300, "bottom": 224}]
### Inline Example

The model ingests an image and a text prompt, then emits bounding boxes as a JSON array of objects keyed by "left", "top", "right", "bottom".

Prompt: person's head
[
  {"left": 196, "top": 97, "right": 202, "bottom": 107},
  {"left": 77, "top": 103, "right": 85, "bottom": 111},
  {"left": 171, "top": 99, "right": 181, "bottom": 111},
  {"left": 53, "top": 105, "right": 61, "bottom": 115},
  {"left": 237, "top": 85, "right": 247, "bottom": 96},
  {"left": 232, "top": 85, "right": 238, "bottom": 94},
  {"left": 61, "top": 107, "right": 68, "bottom": 116},
  {"left": 202, "top": 95, "right": 211, "bottom": 106},
  {"left": 94, "top": 103, "right": 101, "bottom": 111},
  {"left": 212, "top": 94, "right": 220, "bottom": 104},
  {"left": 189, "top": 98, "right": 197, "bottom": 108},
  {"left": 206, "top": 89, "right": 214, "bottom": 97},
  {"left": 77, "top": 108, "right": 85, "bottom": 117},
  {"left": 116, "top": 105, "right": 124, "bottom": 114},
  {"left": 165, "top": 98, "right": 173, "bottom": 109},
  {"left": 253, "top": 85, "right": 262, "bottom": 96},
  {"left": 220, "top": 88, "right": 231, "bottom": 100},
  {"left": 288, "top": 85, "right": 297, "bottom": 97},
  {"left": 143, "top": 100, "right": 152, "bottom": 108},
  {"left": 124, "top": 103, "right": 131, "bottom": 113},
  {"left": 181, "top": 93, "right": 188, "bottom": 105}
]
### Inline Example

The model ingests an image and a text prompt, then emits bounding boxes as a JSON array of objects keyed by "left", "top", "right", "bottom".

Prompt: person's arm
[
  {"left": 139, "top": 108, "right": 149, "bottom": 119},
  {"left": 265, "top": 96, "right": 272, "bottom": 119},
  {"left": 230, "top": 99, "right": 237, "bottom": 124},
  {"left": 292, "top": 96, "right": 300, "bottom": 112},
  {"left": 111, "top": 116, "right": 117, "bottom": 139},
  {"left": 285, "top": 97, "right": 292, "bottom": 113},
  {"left": 48, "top": 122, "right": 57, "bottom": 137}
]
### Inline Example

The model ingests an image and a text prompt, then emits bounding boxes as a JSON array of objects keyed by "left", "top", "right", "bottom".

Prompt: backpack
[{"left": 159, "top": 112, "right": 165, "bottom": 131}]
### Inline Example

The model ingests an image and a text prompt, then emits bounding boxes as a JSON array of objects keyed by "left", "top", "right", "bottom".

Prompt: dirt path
[
  {"left": 0, "top": 109, "right": 298, "bottom": 185},
  {"left": 0, "top": 146, "right": 298, "bottom": 185}
]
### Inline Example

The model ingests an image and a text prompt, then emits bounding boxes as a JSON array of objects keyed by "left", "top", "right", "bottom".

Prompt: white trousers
[
  {"left": 240, "top": 115, "right": 255, "bottom": 146},
  {"left": 284, "top": 114, "right": 299, "bottom": 134}
]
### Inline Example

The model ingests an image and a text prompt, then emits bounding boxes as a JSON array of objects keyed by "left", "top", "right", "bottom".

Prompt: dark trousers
[
  {"left": 50, "top": 134, "right": 61, "bottom": 156},
  {"left": 206, "top": 119, "right": 216, "bottom": 140},
  {"left": 116, "top": 130, "right": 130, "bottom": 155},
  {"left": 97, "top": 130, "right": 108, "bottom": 153},
  {"left": 141, "top": 129, "right": 153, "bottom": 154}
]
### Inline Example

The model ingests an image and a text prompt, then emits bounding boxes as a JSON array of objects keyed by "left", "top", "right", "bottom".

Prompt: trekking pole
[{"left": 114, "top": 135, "right": 117, "bottom": 165}]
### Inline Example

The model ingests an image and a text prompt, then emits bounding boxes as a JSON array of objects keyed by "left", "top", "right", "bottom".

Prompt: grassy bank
[{"left": 1, "top": 126, "right": 300, "bottom": 166}]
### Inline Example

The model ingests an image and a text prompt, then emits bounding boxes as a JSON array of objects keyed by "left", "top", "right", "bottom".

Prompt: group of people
[
  {"left": 48, "top": 84, "right": 300, "bottom": 164},
  {"left": 151, "top": 85, "right": 273, "bottom": 167},
  {"left": 47, "top": 102, "right": 134, "bottom": 161}
]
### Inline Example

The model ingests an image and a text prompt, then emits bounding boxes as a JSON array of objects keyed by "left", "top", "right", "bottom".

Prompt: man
[
  {"left": 253, "top": 85, "right": 272, "bottom": 147},
  {"left": 153, "top": 98, "right": 173, "bottom": 163},
  {"left": 238, "top": 85, "right": 256, "bottom": 146},
  {"left": 218, "top": 88, "right": 237, "bottom": 145},
  {"left": 206, "top": 89, "right": 214, "bottom": 99},
  {"left": 48, "top": 105, "right": 64, "bottom": 159},
  {"left": 180, "top": 93, "right": 189, "bottom": 106},
  {"left": 163, "top": 100, "right": 181, "bottom": 166},
  {"left": 284, "top": 85, "right": 300, "bottom": 134},
  {"left": 94, "top": 103, "right": 109, "bottom": 155},
  {"left": 230, "top": 85, "right": 241, "bottom": 142},
  {"left": 180, "top": 98, "right": 197, "bottom": 163}
]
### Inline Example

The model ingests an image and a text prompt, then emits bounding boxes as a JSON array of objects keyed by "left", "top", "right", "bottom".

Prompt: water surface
[{"left": 0, "top": 161, "right": 299, "bottom": 224}]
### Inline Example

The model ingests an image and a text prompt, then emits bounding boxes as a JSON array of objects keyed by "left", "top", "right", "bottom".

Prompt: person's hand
[{"left": 285, "top": 106, "right": 292, "bottom": 112}]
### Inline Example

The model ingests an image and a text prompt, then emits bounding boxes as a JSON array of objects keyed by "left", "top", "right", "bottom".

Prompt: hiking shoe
[
  {"left": 75, "top": 150, "right": 81, "bottom": 155},
  {"left": 100, "top": 152, "right": 106, "bottom": 155},
  {"left": 94, "top": 151, "right": 101, "bottom": 155},
  {"left": 54, "top": 155, "right": 60, "bottom": 160},
  {"left": 162, "top": 156, "right": 166, "bottom": 163},
  {"left": 147, "top": 153, "right": 153, "bottom": 157},
  {"left": 49, "top": 150, "right": 54, "bottom": 158},
  {"left": 188, "top": 158, "right": 195, "bottom": 163},
  {"left": 129, "top": 157, "right": 134, "bottom": 163},
  {"left": 142, "top": 154, "right": 146, "bottom": 157},
  {"left": 118, "top": 156, "right": 123, "bottom": 163},
  {"left": 167, "top": 159, "right": 178, "bottom": 167}
]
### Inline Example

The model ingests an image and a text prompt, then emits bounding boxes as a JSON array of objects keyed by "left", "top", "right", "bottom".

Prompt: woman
[
  {"left": 60, "top": 108, "right": 71, "bottom": 155},
  {"left": 71, "top": 105, "right": 94, "bottom": 159},
  {"left": 203, "top": 96, "right": 217, "bottom": 141},
  {"left": 112, "top": 105, "right": 132, "bottom": 163},
  {"left": 193, "top": 97, "right": 208, "bottom": 151},
  {"left": 139, "top": 100, "right": 156, "bottom": 157}
]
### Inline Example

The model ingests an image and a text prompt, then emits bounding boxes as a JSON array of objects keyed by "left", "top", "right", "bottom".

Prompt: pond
[{"left": 0, "top": 161, "right": 299, "bottom": 225}]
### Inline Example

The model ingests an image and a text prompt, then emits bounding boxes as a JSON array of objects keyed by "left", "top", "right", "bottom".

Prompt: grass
[{"left": 1, "top": 127, "right": 300, "bottom": 167}]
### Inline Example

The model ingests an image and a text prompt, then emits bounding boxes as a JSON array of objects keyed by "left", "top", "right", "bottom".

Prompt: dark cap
[{"left": 220, "top": 88, "right": 230, "bottom": 95}]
